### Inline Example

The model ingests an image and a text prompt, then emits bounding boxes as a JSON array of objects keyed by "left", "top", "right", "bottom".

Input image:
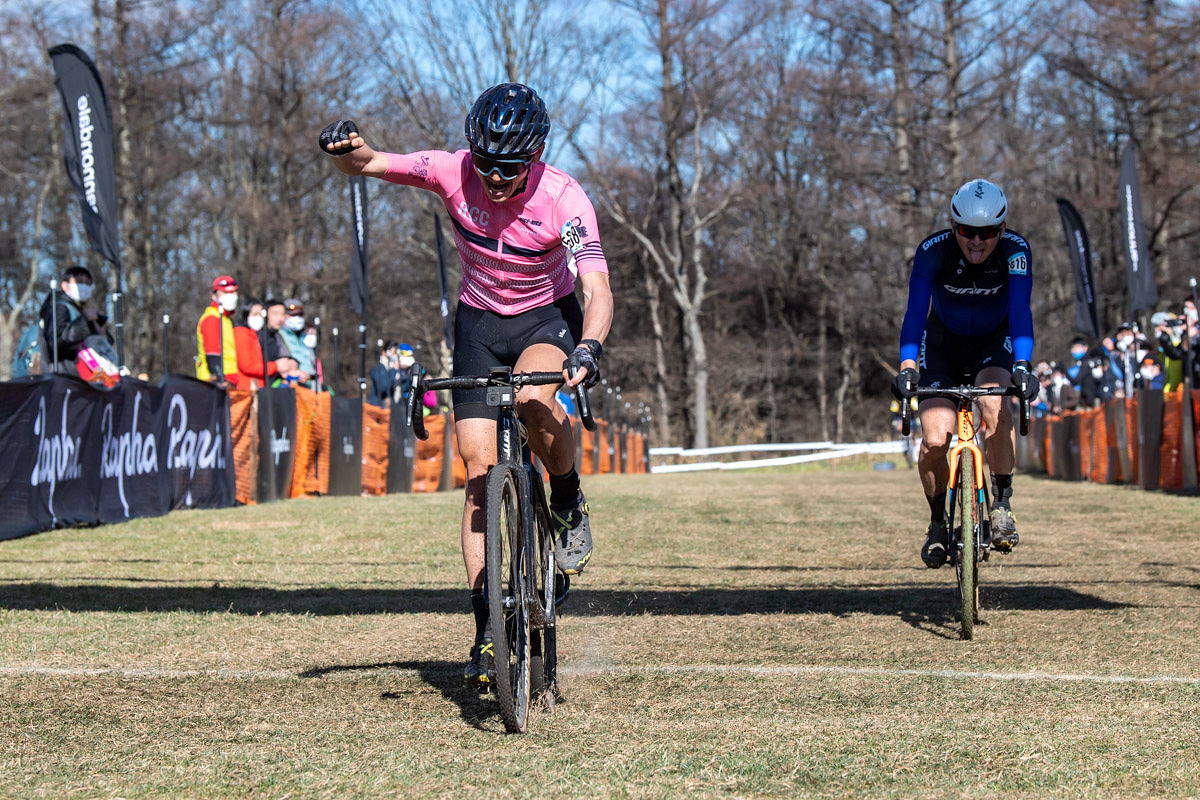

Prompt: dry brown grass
[{"left": 1, "top": 468, "right": 1197, "bottom": 798}]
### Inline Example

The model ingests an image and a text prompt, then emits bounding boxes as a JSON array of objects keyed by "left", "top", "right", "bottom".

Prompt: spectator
[
  {"left": 229, "top": 298, "right": 268, "bottom": 390},
  {"left": 260, "top": 299, "right": 300, "bottom": 385},
  {"left": 1079, "top": 350, "right": 1118, "bottom": 407},
  {"left": 1151, "top": 310, "right": 1188, "bottom": 391},
  {"left": 1136, "top": 353, "right": 1165, "bottom": 391},
  {"left": 369, "top": 340, "right": 398, "bottom": 406},
  {"left": 303, "top": 323, "right": 325, "bottom": 390},
  {"left": 39, "top": 265, "right": 113, "bottom": 377},
  {"left": 195, "top": 274, "right": 240, "bottom": 386},
  {"left": 1048, "top": 363, "right": 1079, "bottom": 412},
  {"left": 1032, "top": 362, "right": 1054, "bottom": 417},
  {"left": 394, "top": 342, "right": 415, "bottom": 404},
  {"left": 1105, "top": 323, "right": 1140, "bottom": 397},
  {"left": 278, "top": 298, "right": 316, "bottom": 389},
  {"left": 1065, "top": 336, "right": 1089, "bottom": 386}
]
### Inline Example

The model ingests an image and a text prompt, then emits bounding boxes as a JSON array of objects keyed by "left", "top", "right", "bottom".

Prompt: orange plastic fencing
[
  {"left": 1159, "top": 389, "right": 1184, "bottom": 490},
  {"left": 578, "top": 423, "right": 596, "bottom": 475},
  {"left": 1194, "top": 390, "right": 1200, "bottom": 481},
  {"left": 228, "top": 389, "right": 258, "bottom": 505},
  {"left": 1074, "top": 410, "right": 1091, "bottom": 481},
  {"left": 289, "top": 387, "right": 331, "bottom": 498},
  {"left": 362, "top": 403, "right": 390, "bottom": 496},
  {"left": 413, "top": 414, "right": 449, "bottom": 493},
  {"left": 597, "top": 421, "right": 612, "bottom": 473},
  {"left": 1042, "top": 414, "right": 1058, "bottom": 477}
]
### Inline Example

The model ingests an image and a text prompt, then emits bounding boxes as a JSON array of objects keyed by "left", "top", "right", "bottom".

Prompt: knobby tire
[
  {"left": 956, "top": 450, "right": 977, "bottom": 640},
  {"left": 485, "top": 464, "right": 531, "bottom": 733}
]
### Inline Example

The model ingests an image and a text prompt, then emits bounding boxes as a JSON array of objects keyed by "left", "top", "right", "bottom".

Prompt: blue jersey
[{"left": 899, "top": 229, "right": 1034, "bottom": 364}]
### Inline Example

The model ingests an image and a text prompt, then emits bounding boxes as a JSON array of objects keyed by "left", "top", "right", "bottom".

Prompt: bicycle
[
  {"left": 407, "top": 364, "right": 594, "bottom": 733},
  {"left": 901, "top": 385, "right": 1029, "bottom": 640}
]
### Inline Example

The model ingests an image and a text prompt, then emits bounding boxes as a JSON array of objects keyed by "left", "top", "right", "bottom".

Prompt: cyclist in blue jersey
[{"left": 891, "top": 179, "right": 1039, "bottom": 568}]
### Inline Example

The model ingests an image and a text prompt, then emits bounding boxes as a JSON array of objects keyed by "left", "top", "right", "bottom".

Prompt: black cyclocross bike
[
  {"left": 901, "top": 385, "right": 1029, "bottom": 640},
  {"left": 407, "top": 365, "right": 594, "bottom": 733}
]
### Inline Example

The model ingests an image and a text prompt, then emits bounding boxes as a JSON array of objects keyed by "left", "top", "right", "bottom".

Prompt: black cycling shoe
[
  {"left": 989, "top": 503, "right": 1019, "bottom": 553},
  {"left": 921, "top": 520, "right": 949, "bottom": 569},
  {"left": 463, "top": 638, "right": 496, "bottom": 692}
]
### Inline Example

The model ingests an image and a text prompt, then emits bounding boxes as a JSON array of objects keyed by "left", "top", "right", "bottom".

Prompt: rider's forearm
[
  {"left": 331, "top": 144, "right": 389, "bottom": 178},
  {"left": 578, "top": 273, "right": 613, "bottom": 346}
]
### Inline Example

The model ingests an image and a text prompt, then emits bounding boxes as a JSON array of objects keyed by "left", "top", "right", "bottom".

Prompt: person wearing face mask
[
  {"left": 1151, "top": 310, "right": 1187, "bottom": 391},
  {"left": 277, "top": 298, "right": 315, "bottom": 389},
  {"left": 1065, "top": 336, "right": 1089, "bottom": 388},
  {"left": 1104, "top": 324, "right": 1139, "bottom": 397},
  {"left": 369, "top": 340, "right": 399, "bottom": 407},
  {"left": 392, "top": 342, "right": 415, "bottom": 405},
  {"left": 1049, "top": 363, "right": 1079, "bottom": 413},
  {"left": 259, "top": 299, "right": 300, "bottom": 384},
  {"left": 303, "top": 324, "right": 324, "bottom": 390},
  {"left": 229, "top": 298, "right": 269, "bottom": 390},
  {"left": 1079, "top": 350, "right": 1117, "bottom": 407},
  {"left": 1137, "top": 354, "right": 1166, "bottom": 391},
  {"left": 39, "top": 265, "right": 112, "bottom": 377},
  {"left": 195, "top": 275, "right": 242, "bottom": 386}
]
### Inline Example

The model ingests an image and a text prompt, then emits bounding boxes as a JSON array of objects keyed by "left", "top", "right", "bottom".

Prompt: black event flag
[
  {"left": 1119, "top": 141, "right": 1157, "bottom": 314},
  {"left": 349, "top": 175, "right": 369, "bottom": 317},
  {"left": 48, "top": 44, "right": 121, "bottom": 268},
  {"left": 434, "top": 213, "right": 454, "bottom": 349},
  {"left": 1055, "top": 198, "right": 1101, "bottom": 339}
]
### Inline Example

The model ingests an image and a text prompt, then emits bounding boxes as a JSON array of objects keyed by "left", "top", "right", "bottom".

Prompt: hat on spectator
[
  {"left": 1150, "top": 311, "right": 1172, "bottom": 327},
  {"left": 212, "top": 275, "right": 238, "bottom": 293},
  {"left": 1141, "top": 354, "right": 1161, "bottom": 368},
  {"left": 284, "top": 298, "right": 303, "bottom": 315}
]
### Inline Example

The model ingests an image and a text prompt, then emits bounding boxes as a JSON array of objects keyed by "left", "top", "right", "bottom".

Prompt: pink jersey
[{"left": 382, "top": 149, "right": 609, "bottom": 315}]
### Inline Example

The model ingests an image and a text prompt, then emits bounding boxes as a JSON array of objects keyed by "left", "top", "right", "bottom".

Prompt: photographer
[
  {"left": 1079, "top": 349, "right": 1118, "bottom": 407},
  {"left": 1151, "top": 310, "right": 1187, "bottom": 391}
]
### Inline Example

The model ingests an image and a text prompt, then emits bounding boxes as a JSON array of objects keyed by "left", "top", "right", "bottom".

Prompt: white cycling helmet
[{"left": 950, "top": 178, "right": 1007, "bottom": 226}]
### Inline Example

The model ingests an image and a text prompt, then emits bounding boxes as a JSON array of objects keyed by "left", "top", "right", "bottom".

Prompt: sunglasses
[
  {"left": 471, "top": 150, "right": 534, "bottom": 181},
  {"left": 954, "top": 223, "right": 1003, "bottom": 241}
]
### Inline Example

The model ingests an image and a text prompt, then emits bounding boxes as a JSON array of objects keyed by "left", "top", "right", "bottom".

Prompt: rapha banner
[
  {"left": 48, "top": 44, "right": 121, "bottom": 267},
  {"left": 98, "top": 379, "right": 168, "bottom": 523},
  {"left": 328, "top": 396, "right": 363, "bottom": 496},
  {"left": 349, "top": 175, "right": 368, "bottom": 316},
  {"left": 158, "top": 374, "right": 235, "bottom": 510},
  {"left": 0, "top": 375, "right": 101, "bottom": 540},
  {"left": 1119, "top": 141, "right": 1158, "bottom": 314},
  {"left": 1056, "top": 199, "right": 1101, "bottom": 339},
  {"left": 257, "top": 386, "right": 296, "bottom": 502}
]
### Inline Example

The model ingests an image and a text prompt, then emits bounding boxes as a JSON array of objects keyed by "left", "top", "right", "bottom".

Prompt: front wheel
[
  {"left": 955, "top": 450, "right": 978, "bottom": 640},
  {"left": 485, "top": 464, "right": 532, "bottom": 733}
]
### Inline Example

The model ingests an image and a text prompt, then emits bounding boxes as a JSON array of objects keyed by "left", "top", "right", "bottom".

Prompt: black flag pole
[
  {"left": 433, "top": 213, "right": 454, "bottom": 352},
  {"left": 348, "top": 175, "right": 369, "bottom": 400},
  {"left": 48, "top": 44, "right": 125, "bottom": 370}
]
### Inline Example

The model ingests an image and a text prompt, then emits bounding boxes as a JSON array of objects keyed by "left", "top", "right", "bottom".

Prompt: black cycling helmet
[{"left": 464, "top": 83, "right": 550, "bottom": 158}]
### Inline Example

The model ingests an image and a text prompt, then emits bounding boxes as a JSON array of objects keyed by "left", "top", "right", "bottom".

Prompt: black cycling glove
[
  {"left": 891, "top": 367, "right": 918, "bottom": 401},
  {"left": 319, "top": 119, "right": 360, "bottom": 156},
  {"left": 564, "top": 341, "right": 601, "bottom": 389},
  {"left": 1011, "top": 360, "right": 1039, "bottom": 401}
]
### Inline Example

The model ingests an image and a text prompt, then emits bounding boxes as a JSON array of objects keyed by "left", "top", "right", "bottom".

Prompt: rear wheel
[
  {"left": 955, "top": 450, "right": 978, "bottom": 640},
  {"left": 485, "top": 464, "right": 531, "bottom": 733}
]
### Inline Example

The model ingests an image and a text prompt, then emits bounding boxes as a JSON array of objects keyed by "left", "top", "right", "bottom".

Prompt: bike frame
[{"left": 946, "top": 400, "right": 987, "bottom": 540}]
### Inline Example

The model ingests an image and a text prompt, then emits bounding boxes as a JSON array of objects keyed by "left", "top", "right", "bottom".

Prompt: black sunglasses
[
  {"left": 954, "top": 223, "right": 1003, "bottom": 241},
  {"left": 471, "top": 150, "right": 534, "bottom": 181}
]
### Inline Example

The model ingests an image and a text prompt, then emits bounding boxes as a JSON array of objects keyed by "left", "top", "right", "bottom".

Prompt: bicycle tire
[
  {"left": 534, "top": 496, "right": 561, "bottom": 705},
  {"left": 485, "top": 464, "right": 531, "bottom": 733},
  {"left": 956, "top": 450, "right": 977, "bottom": 640}
]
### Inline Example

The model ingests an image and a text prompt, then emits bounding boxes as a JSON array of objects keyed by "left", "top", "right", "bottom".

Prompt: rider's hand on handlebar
[
  {"left": 891, "top": 367, "right": 918, "bottom": 401},
  {"left": 319, "top": 119, "right": 364, "bottom": 157},
  {"left": 563, "top": 343, "right": 601, "bottom": 388},
  {"left": 1011, "top": 360, "right": 1039, "bottom": 401}
]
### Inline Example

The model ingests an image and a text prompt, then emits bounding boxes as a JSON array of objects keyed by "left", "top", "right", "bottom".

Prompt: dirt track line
[{"left": 2, "top": 663, "right": 1199, "bottom": 686}]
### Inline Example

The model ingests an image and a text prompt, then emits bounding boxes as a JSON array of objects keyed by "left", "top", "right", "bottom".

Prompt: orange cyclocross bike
[{"left": 901, "top": 384, "right": 1030, "bottom": 640}]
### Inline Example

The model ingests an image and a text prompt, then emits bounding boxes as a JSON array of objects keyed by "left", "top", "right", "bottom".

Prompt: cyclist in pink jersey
[{"left": 320, "top": 83, "right": 613, "bottom": 689}]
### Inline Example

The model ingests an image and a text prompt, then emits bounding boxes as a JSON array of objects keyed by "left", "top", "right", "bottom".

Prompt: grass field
[{"left": 2, "top": 467, "right": 1198, "bottom": 799}]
